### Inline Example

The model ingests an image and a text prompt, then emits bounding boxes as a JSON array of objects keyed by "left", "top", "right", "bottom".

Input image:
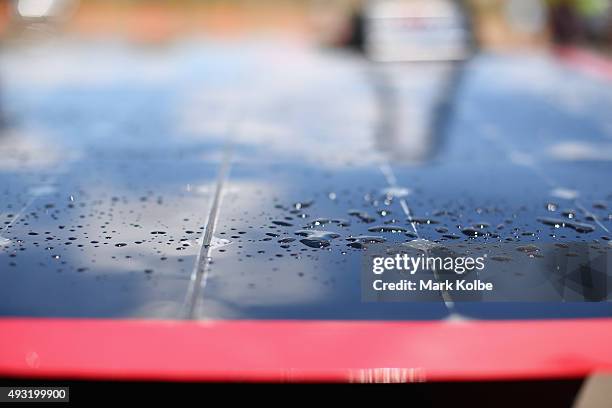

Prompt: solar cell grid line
[
  {"left": 180, "top": 91, "right": 264, "bottom": 320},
  {"left": 379, "top": 162, "right": 457, "bottom": 313},
  {"left": 574, "top": 202, "right": 610, "bottom": 235},
  {"left": 0, "top": 172, "right": 66, "bottom": 262},
  {"left": 373, "top": 56, "right": 461, "bottom": 315},
  {"left": 379, "top": 163, "right": 419, "bottom": 237},
  {"left": 0, "top": 176, "right": 61, "bottom": 238},
  {"left": 479, "top": 123, "right": 610, "bottom": 236},
  {"left": 181, "top": 144, "right": 233, "bottom": 320},
  {"left": 0, "top": 196, "right": 37, "bottom": 234}
]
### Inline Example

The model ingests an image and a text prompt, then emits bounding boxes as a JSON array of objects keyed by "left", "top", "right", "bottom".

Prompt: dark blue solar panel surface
[{"left": 0, "top": 42, "right": 610, "bottom": 319}]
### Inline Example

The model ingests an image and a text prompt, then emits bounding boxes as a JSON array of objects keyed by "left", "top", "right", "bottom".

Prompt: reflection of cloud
[
  {"left": 0, "top": 43, "right": 178, "bottom": 87},
  {"left": 69, "top": 179, "right": 277, "bottom": 279},
  {"left": 550, "top": 187, "right": 579, "bottom": 200},
  {"left": 509, "top": 151, "right": 535, "bottom": 167},
  {"left": 28, "top": 185, "right": 58, "bottom": 196},
  {"left": 73, "top": 185, "right": 212, "bottom": 264},
  {"left": 180, "top": 101, "right": 382, "bottom": 168},
  {"left": 0, "top": 129, "right": 74, "bottom": 172},
  {"left": 51, "top": 183, "right": 214, "bottom": 317},
  {"left": 194, "top": 180, "right": 277, "bottom": 199},
  {"left": 548, "top": 142, "right": 612, "bottom": 162},
  {"left": 178, "top": 49, "right": 457, "bottom": 167},
  {"left": 475, "top": 55, "right": 612, "bottom": 118},
  {"left": 176, "top": 48, "right": 384, "bottom": 168}
]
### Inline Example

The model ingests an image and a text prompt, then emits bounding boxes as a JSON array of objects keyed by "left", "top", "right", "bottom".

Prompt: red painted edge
[
  {"left": 554, "top": 46, "right": 612, "bottom": 81},
  {"left": 1, "top": 318, "right": 612, "bottom": 382}
]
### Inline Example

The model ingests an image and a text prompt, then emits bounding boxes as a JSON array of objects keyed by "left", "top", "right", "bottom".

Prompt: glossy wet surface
[{"left": 0, "top": 40, "right": 611, "bottom": 319}]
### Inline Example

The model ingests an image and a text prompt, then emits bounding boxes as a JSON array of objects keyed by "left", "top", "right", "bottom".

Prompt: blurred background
[{"left": 0, "top": 0, "right": 610, "bottom": 51}]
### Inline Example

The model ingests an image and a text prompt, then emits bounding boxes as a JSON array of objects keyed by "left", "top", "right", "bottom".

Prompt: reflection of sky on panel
[
  {"left": 0, "top": 41, "right": 611, "bottom": 319},
  {"left": 198, "top": 164, "right": 448, "bottom": 320},
  {"left": 0, "top": 157, "right": 220, "bottom": 317}
]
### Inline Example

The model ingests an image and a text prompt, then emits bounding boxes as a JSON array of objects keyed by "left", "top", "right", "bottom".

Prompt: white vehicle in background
[
  {"left": 345, "top": 0, "right": 474, "bottom": 164},
  {"left": 362, "top": 0, "right": 473, "bottom": 62}
]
